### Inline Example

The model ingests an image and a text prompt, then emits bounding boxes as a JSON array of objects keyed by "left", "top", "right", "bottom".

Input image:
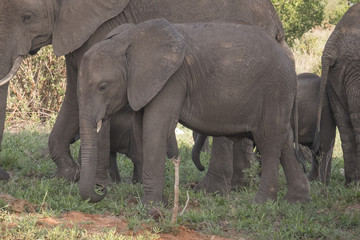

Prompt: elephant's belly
[{"left": 179, "top": 103, "right": 259, "bottom": 137}]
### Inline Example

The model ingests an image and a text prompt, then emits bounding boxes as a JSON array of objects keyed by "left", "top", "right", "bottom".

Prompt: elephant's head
[
  {"left": 77, "top": 19, "right": 186, "bottom": 202},
  {"left": 0, "top": 0, "right": 131, "bottom": 86}
]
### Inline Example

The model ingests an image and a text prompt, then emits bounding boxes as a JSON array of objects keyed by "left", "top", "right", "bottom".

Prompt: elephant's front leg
[
  {"left": 129, "top": 111, "right": 144, "bottom": 183},
  {"left": 141, "top": 109, "right": 177, "bottom": 205},
  {"left": 48, "top": 56, "right": 80, "bottom": 181},
  {"left": 194, "top": 136, "right": 233, "bottom": 194}
]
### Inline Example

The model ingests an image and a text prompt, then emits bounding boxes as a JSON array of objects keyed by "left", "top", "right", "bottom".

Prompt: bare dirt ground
[
  {"left": 38, "top": 211, "right": 232, "bottom": 239},
  {"left": 3, "top": 211, "right": 233, "bottom": 240},
  {"left": 0, "top": 193, "right": 236, "bottom": 240}
]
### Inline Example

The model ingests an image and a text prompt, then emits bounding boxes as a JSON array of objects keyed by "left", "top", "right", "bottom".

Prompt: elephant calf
[
  {"left": 77, "top": 18, "right": 310, "bottom": 204},
  {"left": 296, "top": 73, "right": 336, "bottom": 183}
]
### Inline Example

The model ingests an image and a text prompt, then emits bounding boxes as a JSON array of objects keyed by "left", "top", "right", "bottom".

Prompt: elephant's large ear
[
  {"left": 126, "top": 19, "right": 186, "bottom": 111},
  {"left": 52, "top": 0, "right": 130, "bottom": 56}
]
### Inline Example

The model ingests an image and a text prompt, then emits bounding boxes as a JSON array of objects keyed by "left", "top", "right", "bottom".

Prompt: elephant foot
[
  {"left": 307, "top": 168, "right": 319, "bottom": 182},
  {"left": 0, "top": 168, "right": 10, "bottom": 180},
  {"left": 344, "top": 171, "right": 360, "bottom": 184},
  {"left": 284, "top": 181, "right": 311, "bottom": 203},
  {"left": 284, "top": 191, "right": 311, "bottom": 203},
  {"left": 109, "top": 170, "right": 121, "bottom": 184},
  {"left": 110, "top": 175, "right": 121, "bottom": 184},
  {"left": 141, "top": 192, "right": 166, "bottom": 206},
  {"left": 56, "top": 162, "right": 80, "bottom": 182},
  {"left": 194, "top": 173, "right": 232, "bottom": 194},
  {"left": 231, "top": 175, "right": 250, "bottom": 190},
  {"left": 254, "top": 188, "right": 277, "bottom": 204},
  {"left": 345, "top": 177, "right": 360, "bottom": 186},
  {"left": 308, "top": 170, "right": 330, "bottom": 185}
]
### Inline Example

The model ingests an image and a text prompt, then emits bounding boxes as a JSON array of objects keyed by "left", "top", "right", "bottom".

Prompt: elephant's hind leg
[
  {"left": 328, "top": 85, "right": 358, "bottom": 183},
  {"left": 281, "top": 128, "right": 311, "bottom": 203},
  {"left": 253, "top": 136, "right": 282, "bottom": 203},
  {"left": 194, "top": 136, "right": 233, "bottom": 194},
  {"left": 346, "top": 82, "right": 360, "bottom": 182},
  {"left": 231, "top": 138, "right": 254, "bottom": 189}
]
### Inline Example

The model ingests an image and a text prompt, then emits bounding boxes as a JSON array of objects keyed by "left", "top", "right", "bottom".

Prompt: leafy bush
[
  {"left": 326, "top": 0, "right": 360, "bottom": 24},
  {"left": 272, "top": 0, "right": 326, "bottom": 46},
  {"left": 7, "top": 46, "right": 66, "bottom": 124},
  {"left": 327, "top": 0, "right": 351, "bottom": 24},
  {"left": 349, "top": 0, "right": 360, "bottom": 4}
]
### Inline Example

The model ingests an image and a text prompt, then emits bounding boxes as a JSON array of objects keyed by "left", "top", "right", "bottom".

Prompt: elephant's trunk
[{"left": 79, "top": 118, "right": 106, "bottom": 202}]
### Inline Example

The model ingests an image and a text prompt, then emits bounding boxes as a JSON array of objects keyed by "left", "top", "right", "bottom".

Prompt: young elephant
[
  {"left": 77, "top": 19, "right": 310, "bottom": 204},
  {"left": 193, "top": 73, "right": 336, "bottom": 192},
  {"left": 297, "top": 73, "right": 336, "bottom": 183}
]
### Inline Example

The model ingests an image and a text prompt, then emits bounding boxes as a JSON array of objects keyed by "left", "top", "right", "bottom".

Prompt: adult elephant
[
  {"left": 315, "top": 3, "right": 360, "bottom": 183},
  {"left": 193, "top": 73, "right": 336, "bottom": 192},
  {"left": 0, "top": 0, "right": 291, "bottom": 182}
]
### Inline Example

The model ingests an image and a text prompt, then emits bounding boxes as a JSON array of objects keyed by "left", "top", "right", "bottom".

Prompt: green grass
[{"left": 0, "top": 123, "right": 359, "bottom": 239}]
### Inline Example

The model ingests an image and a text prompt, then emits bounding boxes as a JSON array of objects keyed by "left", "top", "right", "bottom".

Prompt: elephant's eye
[
  {"left": 22, "top": 12, "right": 33, "bottom": 25},
  {"left": 98, "top": 82, "right": 108, "bottom": 92}
]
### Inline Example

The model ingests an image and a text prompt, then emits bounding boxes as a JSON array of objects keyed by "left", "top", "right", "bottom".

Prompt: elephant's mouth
[{"left": 29, "top": 48, "right": 41, "bottom": 55}]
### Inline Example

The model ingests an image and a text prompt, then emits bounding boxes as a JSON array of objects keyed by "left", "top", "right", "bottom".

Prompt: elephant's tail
[
  {"left": 312, "top": 35, "right": 337, "bottom": 154},
  {"left": 191, "top": 133, "right": 207, "bottom": 171}
]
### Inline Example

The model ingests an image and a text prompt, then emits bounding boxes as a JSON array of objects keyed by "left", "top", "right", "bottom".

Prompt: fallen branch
[{"left": 180, "top": 190, "right": 190, "bottom": 216}]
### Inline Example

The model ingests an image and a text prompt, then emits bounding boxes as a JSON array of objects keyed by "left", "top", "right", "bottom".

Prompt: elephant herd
[{"left": 0, "top": 0, "right": 359, "bottom": 210}]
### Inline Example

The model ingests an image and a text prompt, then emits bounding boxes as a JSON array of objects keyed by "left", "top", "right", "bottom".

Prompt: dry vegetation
[{"left": 293, "top": 24, "right": 335, "bottom": 75}]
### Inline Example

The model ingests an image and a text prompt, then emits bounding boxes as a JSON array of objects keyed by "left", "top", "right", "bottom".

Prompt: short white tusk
[
  {"left": 96, "top": 120, "right": 102, "bottom": 133},
  {"left": 0, "top": 57, "right": 24, "bottom": 87}
]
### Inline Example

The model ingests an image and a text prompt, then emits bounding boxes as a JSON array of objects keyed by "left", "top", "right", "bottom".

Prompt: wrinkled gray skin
[
  {"left": 0, "top": 0, "right": 291, "bottom": 182},
  {"left": 77, "top": 19, "right": 310, "bottom": 204},
  {"left": 77, "top": 106, "right": 179, "bottom": 184},
  {"left": 315, "top": 3, "right": 360, "bottom": 183},
  {"left": 193, "top": 73, "right": 336, "bottom": 192}
]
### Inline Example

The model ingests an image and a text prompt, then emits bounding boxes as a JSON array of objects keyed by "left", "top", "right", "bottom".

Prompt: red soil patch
[
  {"left": 1, "top": 194, "right": 239, "bottom": 239},
  {"left": 36, "top": 211, "right": 234, "bottom": 239}
]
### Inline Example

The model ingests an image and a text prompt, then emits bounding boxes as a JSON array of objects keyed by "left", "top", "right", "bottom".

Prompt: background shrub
[
  {"left": 271, "top": 0, "right": 326, "bottom": 46},
  {"left": 6, "top": 46, "right": 66, "bottom": 124}
]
